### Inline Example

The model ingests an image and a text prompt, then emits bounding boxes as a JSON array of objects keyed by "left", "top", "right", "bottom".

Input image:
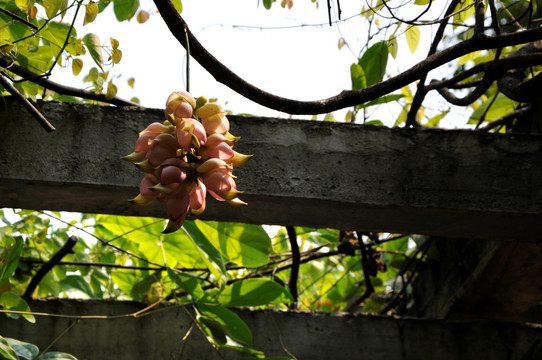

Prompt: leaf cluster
[{"left": 0, "top": 209, "right": 427, "bottom": 358}]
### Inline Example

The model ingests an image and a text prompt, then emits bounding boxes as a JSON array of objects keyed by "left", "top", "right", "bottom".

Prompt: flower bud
[{"left": 165, "top": 91, "right": 196, "bottom": 120}]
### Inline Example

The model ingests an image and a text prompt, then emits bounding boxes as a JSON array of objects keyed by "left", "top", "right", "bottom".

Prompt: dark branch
[
  {"left": 0, "top": 72, "right": 55, "bottom": 132},
  {"left": 0, "top": 8, "right": 38, "bottom": 30},
  {"left": 405, "top": 0, "right": 461, "bottom": 127},
  {"left": 0, "top": 57, "right": 142, "bottom": 107},
  {"left": 286, "top": 226, "right": 300, "bottom": 307},
  {"left": 23, "top": 236, "right": 78, "bottom": 298},
  {"left": 152, "top": 0, "right": 542, "bottom": 115},
  {"left": 427, "top": 52, "right": 542, "bottom": 105},
  {"left": 343, "top": 232, "right": 375, "bottom": 313}
]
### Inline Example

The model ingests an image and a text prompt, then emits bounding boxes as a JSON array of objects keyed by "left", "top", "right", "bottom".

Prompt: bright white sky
[
  {"left": 47, "top": 0, "right": 475, "bottom": 127},
  {"left": 49, "top": 0, "right": 462, "bottom": 124}
]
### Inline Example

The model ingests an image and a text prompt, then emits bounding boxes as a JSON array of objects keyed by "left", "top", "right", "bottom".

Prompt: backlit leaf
[
  {"left": 0, "top": 291, "right": 35, "bottom": 322},
  {"left": 350, "top": 63, "right": 366, "bottom": 90},
  {"left": 181, "top": 221, "right": 226, "bottom": 284},
  {"left": 218, "top": 279, "right": 293, "bottom": 307},
  {"left": 84, "top": 1, "right": 98, "bottom": 25},
  {"left": 457, "top": 50, "right": 482, "bottom": 65},
  {"left": 72, "top": 58, "right": 83, "bottom": 75},
  {"left": 44, "top": 0, "right": 63, "bottom": 19},
  {"left": 113, "top": 0, "right": 140, "bottom": 21},
  {"left": 167, "top": 268, "right": 204, "bottom": 300},
  {"left": 358, "top": 41, "right": 389, "bottom": 87},
  {"left": 171, "top": 0, "right": 182, "bottom": 13},
  {"left": 388, "top": 36, "right": 398, "bottom": 59},
  {"left": 111, "top": 48, "right": 122, "bottom": 64},
  {"left": 82, "top": 33, "right": 103, "bottom": 70},
  {"left": 106, "top": 80, "right": 117, "bottom": 100},
  {"left": 0, "top": 236, "right": 23, "bottom": 283},
  {"left": 191, "top": 220, "right": 271, "bottom": 268},
  {"left": 405, "top": 25, "right": 420, "bottom": 54}
]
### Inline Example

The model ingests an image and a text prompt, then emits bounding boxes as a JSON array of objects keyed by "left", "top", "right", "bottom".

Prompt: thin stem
[
  {"left": 184, "top": 24, "right": 190, "bottom": 92},
  {"left": 38, "top": 320, "right": 80, "bottom": 357},
  {"left": 48, "top": 0, "right": 83, "bottom": 75}
]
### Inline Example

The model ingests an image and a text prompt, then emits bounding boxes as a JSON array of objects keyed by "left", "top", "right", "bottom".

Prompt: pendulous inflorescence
[{"left": 123, "top": 91, "right": 252, "bottom": 233}]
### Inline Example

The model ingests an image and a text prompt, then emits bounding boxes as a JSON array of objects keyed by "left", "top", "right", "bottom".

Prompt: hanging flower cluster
[{"left": 123, "top": 91, "right": 252, "bottom": 233}]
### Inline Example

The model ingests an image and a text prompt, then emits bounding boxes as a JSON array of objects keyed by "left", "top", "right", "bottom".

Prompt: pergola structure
[{"left": 1, "top": 99, "right": 541, "bottom": 359}]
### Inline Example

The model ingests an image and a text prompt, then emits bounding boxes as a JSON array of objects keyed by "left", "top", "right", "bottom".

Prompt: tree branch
[
  {"left": 405, "top": 0, "right": 461, "bottom": 127},
  {"left": 286, "top": 226, "right": 300, "bottom": 307},
  {"left": 0, "top": 57, "right": 142, "bottom": 107},
  {"left": 153, "top": 0, "right": 542, "bottom": 115},
  {"left": 0, "top": 72, "right": 55, "bottom": 132},
  {"left": 23, "top": 236, "right": 78, "bottom": 298}
]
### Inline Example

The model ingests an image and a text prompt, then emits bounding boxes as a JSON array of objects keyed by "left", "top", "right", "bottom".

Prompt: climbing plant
[{"left": 1, "top": 0, "right": 542, "bottom": 358}]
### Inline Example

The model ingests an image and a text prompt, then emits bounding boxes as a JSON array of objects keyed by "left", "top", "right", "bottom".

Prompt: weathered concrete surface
[
  {"left": 1, "top": 100, "right": 542, "bottom": 240},
  {"left": 0, "top": 299, "right": 541, "bottom": 360},
  {"left": 410, "top": 238, "right": 542, "bottom": 322}
]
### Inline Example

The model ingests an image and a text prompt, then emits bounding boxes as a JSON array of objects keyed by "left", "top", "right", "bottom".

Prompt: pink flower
[
  {"left": 201, "top": 133, "right": 235, "bottom": 159},
  {"left": 175, "top": 118, "right": 207, "bottom": 151},
  {"left": 139, "top": 122, "right": 171, "bottom": 138},
  {"left": 188, "top": 179, "right": 206, "bottom": 215},
  {"left": 139, "top": 173, "right": 160, "bottom": 198},
  {"left": 165, "top": 91, "right": 196, "bottom": 122},
  {"left": 202, "top": 112, "right": 230, "bottom": 135},
  {"left": 146, "top": 133, "right": 179, "bottom": 166},
  {"left": 196, "top": 159, "right": 241, "bottom": 201}
]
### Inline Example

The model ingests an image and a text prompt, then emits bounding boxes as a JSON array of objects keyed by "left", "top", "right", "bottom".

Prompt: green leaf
[
  {"left": 113, "top": 0, "right": 140, "bottom": 21},
  {"left": 405, "top": 26, "right": 420, "bottom": 54},
  {"left": 5, "top": 338, "right": 39, "bottom": 360},
  {"left": 469, "top": 94, "right": 518, "bottom": 124},
  {"left": 0, "top": 335, "right": 18, "bottom": 360},
  {"left": 263, "top": 0, "right": 273, "bottom": 10},
  {"left": 181, "top": 221, "right": 226, "bottom": 283},
  {"left": 425, "top": 109, "right": 450, "bottom": 127},
  {"left": 192, "top": 220, "right": 271, "bottom": 268},
  {"left": 171, "top": 0, "right": 182, "bottom": 13},
  {"left": 167, "top": 268, "right": 204, "bottom": 300},
  {"left": 59, "top": 275, "right": 95, "bottom": 297},
  {"left": 82, "top": 33, "right": 103, "bottom": 70},
  {"left": 218, "top": 279, "right": 293, "bottom": 307},
  {"left": 72, "top": 58, "right": 83, "bottom": 76},
  {"left": 358, "top": 41, "right": 389, "bottom": 87},
  {"left": 457, "top": 50, "right": 482, "bottom": 66},
  {"left": 197, "top": 304, "right": 253, "bottom": 345},
  {"left": 44, "top": 0, "right": 63, "bottom": 19},
  {"left": 105, "top": 80, "right": 117, "bottom": 100},
  {"left": 350, "top": 63, "right": 366, "bottom": 90},
  {"left": 198, "top": 316, "right": 227, "bottom": 345},
  {"left": 388, "top": 36, "right": 398, "bottom": 59},
  {"left": 0, "top": 291, "right": 35, "bottom": 322},
  {"left": 15, "top": 0, "right": 31, "bottom": 12},
  {"left": 38, "top": 352, "right": 78, "bottom": 360},
  {"left": 0, "top": 235, "right": 23, "bottom": 283}
]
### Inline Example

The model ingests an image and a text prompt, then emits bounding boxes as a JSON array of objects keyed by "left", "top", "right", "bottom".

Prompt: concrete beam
[
  {"left": 1, "top": 100, "right": 541, "bottom": 240},
  {"left": 0, "top": 299, "right": 541, "bottom": 360}
]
